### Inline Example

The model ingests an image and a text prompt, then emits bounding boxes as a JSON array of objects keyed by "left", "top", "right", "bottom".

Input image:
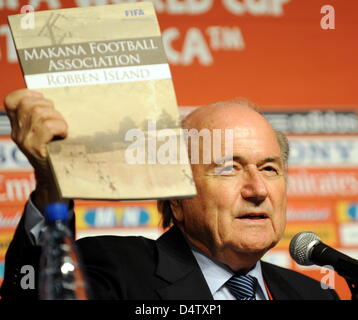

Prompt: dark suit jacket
[{"left": 0, "top": 214, "right": 339, "bottom": 300}]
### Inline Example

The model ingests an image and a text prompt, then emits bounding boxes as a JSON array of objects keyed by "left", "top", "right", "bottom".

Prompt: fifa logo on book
[{"left": 125, "top": 9, "right": 144, "bottom": 17}]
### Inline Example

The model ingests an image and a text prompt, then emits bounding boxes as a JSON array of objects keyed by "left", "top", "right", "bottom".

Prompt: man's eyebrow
[
  {"left": 258, "top": 156, "right": 282, "bottom": 163},
  {"left": 257, "top": 157, "right": 283, "bottom": 167},
  {"left": 212, "top": 156, "right": 283, "bottom": 166}
]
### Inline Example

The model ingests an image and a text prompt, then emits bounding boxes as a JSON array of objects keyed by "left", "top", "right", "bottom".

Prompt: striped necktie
[{"left": 226, "top": 274, "right": 258, "bottom": 300}]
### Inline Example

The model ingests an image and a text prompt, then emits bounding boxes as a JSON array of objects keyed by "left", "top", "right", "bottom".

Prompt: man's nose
[{"left": 240, "top": 166, "right": 268, "bottom": 205}]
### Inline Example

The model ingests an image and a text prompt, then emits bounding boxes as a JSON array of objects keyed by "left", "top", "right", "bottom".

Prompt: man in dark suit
[{"left": 1, "top": 90, "right": 339, "bottom": 300}]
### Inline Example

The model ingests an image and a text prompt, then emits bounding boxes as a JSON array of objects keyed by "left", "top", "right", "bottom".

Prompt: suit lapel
[
  {"left": 155, "top": 226, "right": 213, "bottom": 300},
  {"left": 261, "top": 261, "right": 301, "bottom": 300},
  {"left": 155, "top": 227, "right": 305, "bottom": 300}
]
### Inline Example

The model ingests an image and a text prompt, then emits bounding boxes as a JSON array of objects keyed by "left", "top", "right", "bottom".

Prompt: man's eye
[
  {"left": 215, "top": 165, "right": 236, "bottom": 175},
  {"left": 262, "top": 166, "right": 279, "bottom": 176}
]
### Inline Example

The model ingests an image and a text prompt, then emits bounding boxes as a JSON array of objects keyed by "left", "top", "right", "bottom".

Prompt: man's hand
[{"left": 4, "top": 89, "right": 69, "bottom": 213}]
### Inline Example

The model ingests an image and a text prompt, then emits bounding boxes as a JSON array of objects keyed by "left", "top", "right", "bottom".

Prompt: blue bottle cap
[{"left": 45, "top": 202, "right": 69, "bottom": 222}]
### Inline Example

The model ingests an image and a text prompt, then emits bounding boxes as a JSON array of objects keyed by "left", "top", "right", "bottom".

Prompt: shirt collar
[{"left": 190, "top": 244, "right": 268, "bottom": 300}]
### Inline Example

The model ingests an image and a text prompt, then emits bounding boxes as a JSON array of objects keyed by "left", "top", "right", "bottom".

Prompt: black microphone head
[{"left": 289, "top": 232, "right": 321, "bottom": 266}]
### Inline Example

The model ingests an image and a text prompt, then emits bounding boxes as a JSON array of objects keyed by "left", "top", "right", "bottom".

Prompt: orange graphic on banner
[
  {"left": 286, "top": 199, "right": 335, "bottom": 223},
  {"left": 0, "top": 206, "right": 22, "bottom": 229},
  {"left": 288, "top": 168, "right": 358, "bottom": 200},
  {"left": 276, "top": 223, "right": 338, "bottom": 249},
  {"left": 0, "top": 172, "right": 35, "bottom": 205}
]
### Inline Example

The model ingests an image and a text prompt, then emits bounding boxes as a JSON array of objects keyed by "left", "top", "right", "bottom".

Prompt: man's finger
[
  {"left": 4, "top": 89, "right": 43, "bottom": 111},
  {"left": 16, "top": 96, "right": 55, "bottom": 132},
  {"left": 30, "top": 104, "right": 66, "bottom": 129},
  {"left": 23, "top": 119, "right": 68, "bottom": 159},
  {"left": 4, "top": 89, "right": 43, "bottom": 127}
]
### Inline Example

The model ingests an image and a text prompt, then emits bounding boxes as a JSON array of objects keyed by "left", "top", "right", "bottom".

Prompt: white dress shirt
[{"left": 191, "top": 245, "right": 269, "bottom": 300}]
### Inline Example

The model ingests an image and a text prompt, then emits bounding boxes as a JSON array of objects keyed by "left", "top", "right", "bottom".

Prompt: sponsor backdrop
[{"left": 0, "top": 0, "right": 358, "bottom": 299}]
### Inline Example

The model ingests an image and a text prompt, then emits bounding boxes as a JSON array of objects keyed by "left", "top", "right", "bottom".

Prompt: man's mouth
[{"left": 237, "top": 213, "right": 269, "bottom": 220}]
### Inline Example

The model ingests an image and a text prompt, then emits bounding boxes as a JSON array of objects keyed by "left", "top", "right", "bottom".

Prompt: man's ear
[{"left": 170, "top": 200, "right": 184, "bottom": 223}]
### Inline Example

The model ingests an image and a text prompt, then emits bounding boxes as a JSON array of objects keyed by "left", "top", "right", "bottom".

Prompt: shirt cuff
[{"left": 24, "top": 192, "right": 74, "bottom": 245}]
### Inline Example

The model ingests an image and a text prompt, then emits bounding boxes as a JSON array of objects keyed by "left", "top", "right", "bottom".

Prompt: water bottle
[{"left": 38, "top": 202, "right": 89, "bottom": 300}]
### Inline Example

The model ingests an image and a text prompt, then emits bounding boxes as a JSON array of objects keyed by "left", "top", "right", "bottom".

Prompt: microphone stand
[{"left": 334, "top": 259, "right": 358, "bottom": 300}]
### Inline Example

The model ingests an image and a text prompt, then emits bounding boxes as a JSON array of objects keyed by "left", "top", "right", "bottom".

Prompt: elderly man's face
[{"left": 174, "top": 104, "right": 287, "bottom": 270}]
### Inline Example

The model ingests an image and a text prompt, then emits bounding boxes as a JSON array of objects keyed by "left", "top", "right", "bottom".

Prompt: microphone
[{"left": 289, "top": 232, "right": 358, "bottom": 282}]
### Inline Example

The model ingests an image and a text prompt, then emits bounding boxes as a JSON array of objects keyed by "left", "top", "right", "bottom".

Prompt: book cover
[{"left": 8, "top": 3, "right": 196, "bottom": 200}]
